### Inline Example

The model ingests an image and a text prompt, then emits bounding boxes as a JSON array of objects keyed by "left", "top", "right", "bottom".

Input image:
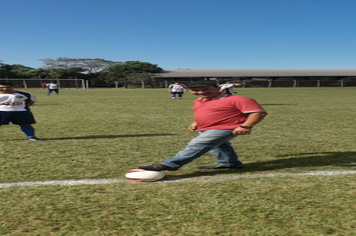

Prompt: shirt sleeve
[{"left": 234, "top": 96, "right": 265, "bottom": 113}]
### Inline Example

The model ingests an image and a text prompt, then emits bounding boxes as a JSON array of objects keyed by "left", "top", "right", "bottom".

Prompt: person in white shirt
[
  {"left": 46, "top": 81, "right": 60, "bottom": 95},
  {"left": 219, "top": 82, "right": 243, "bottom": 95},
  {"left": 0, "top": 82, "right": 43, "bottom": 141},
  {"left": 168, "top": 82, "right": 187, "bottom": 99}
]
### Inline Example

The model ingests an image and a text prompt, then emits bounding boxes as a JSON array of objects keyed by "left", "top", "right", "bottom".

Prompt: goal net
[{"left": 0, "top": 79, "right": 86, "bottom": 89}]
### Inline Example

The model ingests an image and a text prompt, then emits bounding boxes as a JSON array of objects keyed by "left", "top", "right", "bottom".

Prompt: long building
[
  {"left": 152, "top": 68, "right": 356, "bottom": 79},
  {"left": 152, "top": 69, "right": 356, "bottom": 87}
]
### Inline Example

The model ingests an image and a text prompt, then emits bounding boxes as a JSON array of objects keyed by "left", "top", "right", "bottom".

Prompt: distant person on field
[
  {"left": 41, "top": 82, "right": 47, "bottom": 89},
  {"left": 219, "top": 82, "right": 243, "bottom": 95},
  {"left": 138, "top": 80, "right": 267, "bottom": 171},
  {"left": 168, "top": 81, "right": 187, "bottom": 99},
  {"left": 0, "top": 82, "right": 43, "bottom": 141},
  {"left": 46, "top": 81, "right": 60, "bottom": 95}
]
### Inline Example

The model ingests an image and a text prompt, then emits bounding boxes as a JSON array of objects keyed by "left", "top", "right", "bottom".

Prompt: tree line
[{"left": 0, "top": 58, "right": 164, "bottom": 88}]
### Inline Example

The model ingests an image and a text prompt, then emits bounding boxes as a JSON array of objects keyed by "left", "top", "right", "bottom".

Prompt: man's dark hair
[{"left": 187, "top": 81, "right": 218, "bottom": 88}]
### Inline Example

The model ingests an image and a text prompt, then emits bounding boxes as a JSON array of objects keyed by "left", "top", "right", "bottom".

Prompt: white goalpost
[{"left": 0, "top": 79, "right": 87, "bottom": 89}]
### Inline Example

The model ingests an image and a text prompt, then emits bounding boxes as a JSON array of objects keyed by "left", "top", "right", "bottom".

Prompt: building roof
[{"left": 153, "top": 69, "right": 356, "bottom": 78}]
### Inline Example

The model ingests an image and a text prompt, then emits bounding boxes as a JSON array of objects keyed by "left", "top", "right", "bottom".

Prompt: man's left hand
[{"left": 232, "top": 127, "right": 251, "bottom": 135}]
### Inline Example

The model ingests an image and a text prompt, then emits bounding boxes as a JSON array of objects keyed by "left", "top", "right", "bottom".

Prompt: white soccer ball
[{"left": 125, "top": 169, "right": 165, "bottom": 182}]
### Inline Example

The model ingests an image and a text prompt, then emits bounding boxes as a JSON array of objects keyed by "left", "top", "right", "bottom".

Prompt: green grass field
[{"left": 1, "top": 87, "right": 355, "bottom": 235}]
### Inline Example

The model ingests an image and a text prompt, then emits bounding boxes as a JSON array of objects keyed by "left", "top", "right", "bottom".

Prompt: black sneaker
[
  {"left": 27, "top": 137, "right": 44, "bottom": 142},
  {"left": 197, "top": 164, "right": 244, "bottom": 169},
  {"left": 137, "top": 164, "right": 179, "bottom": 171}
]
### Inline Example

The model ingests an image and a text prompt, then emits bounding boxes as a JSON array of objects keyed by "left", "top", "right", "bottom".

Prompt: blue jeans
[{"left": 163, "top": 129, "right": 243, "bottom": 168}]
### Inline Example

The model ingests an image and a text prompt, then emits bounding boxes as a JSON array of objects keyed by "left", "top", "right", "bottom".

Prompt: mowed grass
[{"left": 0, "top": 87, "right": 355, "bottom": 235}]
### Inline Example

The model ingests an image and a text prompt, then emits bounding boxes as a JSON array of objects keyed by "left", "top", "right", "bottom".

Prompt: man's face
[
  {"left": 189, "top": 86, "right": 221, "bottom": 99},
  {"left": 0, "top": 85, "right": 14, "bottom": 94}
]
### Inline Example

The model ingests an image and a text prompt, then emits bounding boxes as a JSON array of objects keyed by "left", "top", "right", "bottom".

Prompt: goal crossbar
[{"left": 0, "top": 79, "right": 86, "bottom": 89}]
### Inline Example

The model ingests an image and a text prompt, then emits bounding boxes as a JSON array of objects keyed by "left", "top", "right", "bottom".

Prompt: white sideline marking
[
  {"left": 0, "top": 179, "right": 122, "bottom": 189},
  {"left": 161, "top": 170, "right": 356, "bottom": 183},
  {"left": 1, "top": 170, "right": 356, "bottom": 189}
]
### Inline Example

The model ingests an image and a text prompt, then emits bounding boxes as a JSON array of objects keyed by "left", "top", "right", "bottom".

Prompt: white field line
[
  {"left": 1, "top": 170, "right": 356, "bottom": 189},
  {"left": 161, "top": 170, "right": 356, "bottom": 183}
]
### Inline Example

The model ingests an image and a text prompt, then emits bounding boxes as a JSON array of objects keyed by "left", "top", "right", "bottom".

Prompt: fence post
[{"left": 81, "top": 79, "right": 85, "bottom": 89}]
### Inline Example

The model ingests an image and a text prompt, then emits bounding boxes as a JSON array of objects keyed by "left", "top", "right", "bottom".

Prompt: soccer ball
[{"left": 125, "top": 169, "right": 165, "bottom": 182}]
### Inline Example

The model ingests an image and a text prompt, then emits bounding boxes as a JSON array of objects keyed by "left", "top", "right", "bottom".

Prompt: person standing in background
[
  {"left": 41, "top": 82, "right": 48, "bottom": 89},
  {"left": 0, "top": 82, "right": 43, "bottom": 141},
  {"left": 168, "top": 81, "right": 187, "bottom": 99},
  {"left": 46, "top": 81, "right": 60, "bottom": 95},
  {"left": 219, "top": 82, "right": 243, "bottom": 95}
]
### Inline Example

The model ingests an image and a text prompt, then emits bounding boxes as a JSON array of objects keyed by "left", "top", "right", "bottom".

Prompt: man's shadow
[
  {"left": 164, "top": 152, "right": 356, "bottom": 181},
  {"left": 43, "top": 134, "right": 175, "bottom": 140}
]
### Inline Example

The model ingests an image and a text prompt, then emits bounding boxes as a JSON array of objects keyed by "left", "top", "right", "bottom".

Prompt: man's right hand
[{"left": 189, "top": 122, "right": 198, "bottom": 131}]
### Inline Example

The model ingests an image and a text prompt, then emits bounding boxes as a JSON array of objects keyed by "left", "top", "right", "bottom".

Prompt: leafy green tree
[
  {"left": 26, "top": 68, "right": 51, "bottom": 78},
  {"left": 106, "top": 61, "right": 163, "bottom": 88},
  {"left": 40, "top": 57, "right": 119, "bottom": 80},
  {"left": 0, "top": 63, "right": 33, "bottom": 78}
]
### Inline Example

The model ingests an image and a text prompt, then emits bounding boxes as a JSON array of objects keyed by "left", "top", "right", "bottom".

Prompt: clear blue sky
[{"left": 2, "top": 0, "right": 356, "bottom": 69}]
